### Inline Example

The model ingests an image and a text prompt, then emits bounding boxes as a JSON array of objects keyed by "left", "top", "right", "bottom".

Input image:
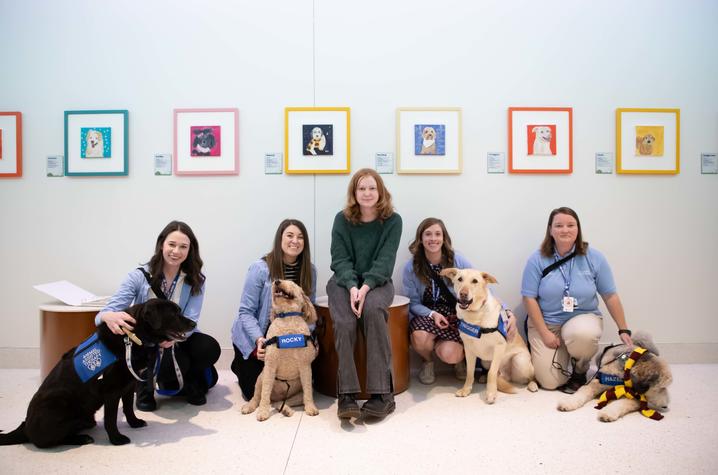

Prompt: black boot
[
  {"left": 135, "top": 378, "right": 157, "bottom": 412},
  {"left": 558, "top": 371, "right": 587, "bottom": 394},
  {"left": 360, "top": 393, "right": 396, "bottom": 418},
  {"left": 337, "top": 394, "right": 361, "bottom": 419}
]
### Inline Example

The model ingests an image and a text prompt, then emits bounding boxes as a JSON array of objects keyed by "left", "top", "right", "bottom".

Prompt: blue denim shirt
[
  {"left": 231, "top": 259, "right": 317, "bottom": 359},
  {"left": 401, "top": 252, "right": 473, "bottom": 321},
  {"left": 96, "top": 265, "right": 204, "bottom": 336}
]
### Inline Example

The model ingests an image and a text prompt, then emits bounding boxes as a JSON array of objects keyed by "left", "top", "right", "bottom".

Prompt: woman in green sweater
[{"left": 327, "top": 168, "right": 402, "bottom": 420}]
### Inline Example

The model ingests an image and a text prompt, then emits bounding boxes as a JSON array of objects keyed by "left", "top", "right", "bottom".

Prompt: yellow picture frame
[
  {"left": 616, "top": 108, "right": 680, "bottom": 174},
  {"left": 284, "top": 107, "right": 350, "bottom": 174},
  {"left": 396, "top": 107, "right": 462, "bottom": 174}
]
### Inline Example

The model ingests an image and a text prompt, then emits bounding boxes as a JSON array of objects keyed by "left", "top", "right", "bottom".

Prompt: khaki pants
[{"left": 528, "top": 313, "right": 602, "bottom": 390}]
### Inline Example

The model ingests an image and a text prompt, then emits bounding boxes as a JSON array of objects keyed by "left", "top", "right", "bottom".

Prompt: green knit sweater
[{"left": 330, "top": 211, "right": 403, "bottom": 289}]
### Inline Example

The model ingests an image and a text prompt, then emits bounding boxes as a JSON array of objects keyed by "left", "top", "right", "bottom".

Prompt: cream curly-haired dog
[
  {"left": 241, "top": 279, "right": 319, "bottom": 421},
  {"left": 85, "top": 129, "right": 104, "bottom": 158},
  {"left": 557, "top": 331, "right": 671, "bottom": 422},
  {"left": 636, "top": 134, "right": 656, "bottom": 155},
  {"left": 440, "top": 268, "right": 538, "bottom": 404}
]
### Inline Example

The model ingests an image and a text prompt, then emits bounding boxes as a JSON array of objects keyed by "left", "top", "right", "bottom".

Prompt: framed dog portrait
[
  {"left": 509, "top": 107, "right": 572, "bottom": 174},
  {"left": 396, "top": 108, "right": 462, "bottom": 174},
  {"left": 174, "top": 108, "right": 239, "bottom": 176},
  {"left": 285, "top": 107, "right": 350, "bottom": 174},
  {"left": 0, "top": 112, "right": 22, "bottom": 178},
  {"left": 616, "top": 108, "right": 680, "bottom": 174},
  {"left": 64, "top": 110, "right": 128, "bottom": 176}
]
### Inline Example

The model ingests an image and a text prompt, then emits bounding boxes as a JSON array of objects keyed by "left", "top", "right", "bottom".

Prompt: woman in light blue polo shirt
[
  {"left": 230, "top": 219, "right": 316, "bottom": 400},
  {"left": 521, "top": 207, "right": 633, "bottom": 393}
]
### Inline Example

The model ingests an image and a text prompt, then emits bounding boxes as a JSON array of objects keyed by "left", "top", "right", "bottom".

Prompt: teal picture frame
[{"left": 64, "top": 110, "right": 129, "bottom": 176}]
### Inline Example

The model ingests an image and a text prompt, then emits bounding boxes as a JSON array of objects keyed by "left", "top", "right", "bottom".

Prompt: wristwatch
[{"left": 618, "top": 329, "right": 632, "bottom": 337}]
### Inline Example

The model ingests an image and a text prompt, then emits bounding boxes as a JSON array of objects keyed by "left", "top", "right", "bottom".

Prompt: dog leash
[
  {"left": 155, "top": 346, "right": 184, "bottom": 395},
  {"left": 594, "top": 347, "right": 664, "bottom": 420},
  {"left": 123, "top": 332, "right": 149, "bottom": 382}
]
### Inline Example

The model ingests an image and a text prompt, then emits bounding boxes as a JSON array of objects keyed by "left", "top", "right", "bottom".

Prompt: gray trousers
[{"left": 326, "top": 276, "right": 394, "bottom": 395}]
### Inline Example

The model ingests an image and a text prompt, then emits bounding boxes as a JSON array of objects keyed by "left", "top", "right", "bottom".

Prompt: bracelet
[{"left": 618, "top": 329, "right": 632, "bottom": 337}]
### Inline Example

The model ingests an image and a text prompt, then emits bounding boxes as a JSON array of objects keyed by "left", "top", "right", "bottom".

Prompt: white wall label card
[
  {"left": 701, "top": 153, "right": 717, "bottom": 174},
  {"left": 375, "top": 152, "right": 393, "bottom": 174},
  {"left": 154, "top": 153, "right": 172, "bottom": 176},
  {"left": 47, "top": 155, "right": 64, "bottom": 177},
  {"left": 487, "top": 152, "right": 505, "bottom": 173},
  {"left": 265, "top": 152, "right": 283, "bottom": 174},
  {"left": 595, "top": 152, "right": 613, "bottom": 174}
]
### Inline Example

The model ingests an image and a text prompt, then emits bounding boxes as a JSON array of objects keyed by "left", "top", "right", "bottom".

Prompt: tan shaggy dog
[
  {"left": 557, "top": 331, "right": 671, "bottom": 422},
  {"left": 636, "top": 134, "right": 655, "bottom": 155},
  {"left": 441, "top": 268, "right": 538, "bottom": 404},
  {"left": 241, "top": 279, "right": 319, "bottom": 421}
]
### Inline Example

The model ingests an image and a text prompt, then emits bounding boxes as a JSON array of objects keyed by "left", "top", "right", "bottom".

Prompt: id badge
[{"left": 562, "top": 296, "right": 575, "bottom": 312}]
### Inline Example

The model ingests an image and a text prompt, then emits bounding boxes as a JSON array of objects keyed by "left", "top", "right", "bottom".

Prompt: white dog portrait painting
[
  {"left": 303, "top": 124, "right": 333, "bottom": 156},
  {"left": 528, "top": 124, "right": 555, "bottom": 156},
  {"left": 81, "top": 127, "right": 111, "bottom": 159}
]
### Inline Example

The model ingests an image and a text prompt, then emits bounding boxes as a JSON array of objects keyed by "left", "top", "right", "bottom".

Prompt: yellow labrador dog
[
  {"left": 241, "top": 279, "right": 319, "bottom": 421},
  {"left": 441, "top": 268, "right": 538, "bottom": 404}
]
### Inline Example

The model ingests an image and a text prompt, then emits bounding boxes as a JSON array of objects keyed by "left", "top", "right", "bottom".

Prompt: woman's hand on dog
[
  {"left": 619, "top": 332, "right": 633, "bottom": 347},
  {"left": 100, "top": 311, "right": 136, "bottom": 335},
  {"left": 505, "top": 310, "right": 517, "bottom": 341},
  {"left": 256, "top": 337, "right": 267, "bottom": 361}
]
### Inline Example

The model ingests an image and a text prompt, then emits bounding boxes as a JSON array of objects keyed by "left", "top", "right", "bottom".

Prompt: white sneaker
[
  {"left": 454, "top": 360, "right": 467, "bottom": 380},
  {"left": 419, "top": 361, "right": 436, "bottom": 384}
]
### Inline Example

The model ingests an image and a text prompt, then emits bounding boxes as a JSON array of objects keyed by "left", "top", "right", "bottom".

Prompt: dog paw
[
  {"left": 280, "top": 406, "right": 295, "bottom": 417},
  {"left": 240, "top": 403, "right": 256, "bottom": 415},
  {"left": 455, "top": 387, "right": 472, "bottom": 398},
  {"left": 127, "top": 418, "right": 147, "bottom": 428},
  {"left": 304, "top": 404, "right": 319, "bottom": 416},
  {"left": 597, "top": 410, "right": 619, "bottom": 422},
  {"left": 256, "top": 408, "right": 270, "bottom": 421},
  {"left": 557, "top": 398, "right": 580, "bottom": 412},
  {"left": 109, "top": 434, "right": 131, "bottom": 446},
  {"left": 527, "top": 381, "right": 539, "bottom": 392},
  {"left": 485, "top": 391, "right": 497, "bottom": 404}
]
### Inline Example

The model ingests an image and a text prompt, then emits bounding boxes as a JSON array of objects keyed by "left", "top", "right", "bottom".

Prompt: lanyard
[
  {"left": 161, "top": 273, "right": 180, "bottom": 300},
  {"left": 430, "top": 279, "right": 440, "bottom": 304},
  {"left": 554, "top": 252, "right": 573, "bottom": 296}
]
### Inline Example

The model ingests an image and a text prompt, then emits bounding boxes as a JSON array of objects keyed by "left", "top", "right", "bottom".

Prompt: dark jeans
[
  {"left": 230, "top": 344, "right": 264, "bottom": 400},
  {"left": 157, "top": 332, "right": 220, "bottom": 395},
  {"left": 326, "top": 276, "right": 394, "bottom": 395}
]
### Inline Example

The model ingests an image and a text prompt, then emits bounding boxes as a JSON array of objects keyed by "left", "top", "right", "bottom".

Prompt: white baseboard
[{"left": 1, "top": 344, "right": 717, "bottom": 370}]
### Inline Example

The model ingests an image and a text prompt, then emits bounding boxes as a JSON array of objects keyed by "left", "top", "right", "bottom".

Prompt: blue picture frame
[{"left": 64, "top": 110, "right": 129, "bottom": 176}]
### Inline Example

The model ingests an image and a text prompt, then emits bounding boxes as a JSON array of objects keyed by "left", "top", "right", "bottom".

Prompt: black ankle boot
[
  {"left": 136, "top": 378, "right": 157, "bottom": 412},
  {"left": 337, "top": 394, "right": 360, "bottom": 419},
  {"left": 360, "top": 393, "right": 396, "bottom": 418},
  {"left": 558, "top": 371, "right": 587, "bottom": 394}
]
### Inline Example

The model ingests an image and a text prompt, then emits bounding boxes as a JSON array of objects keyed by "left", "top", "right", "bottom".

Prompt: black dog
[
  {"left": 191, "top": 128, "right": 216, "bottom": 156},
  {"left": 0, "top": 299, "right": 195, "bottom": 448}
]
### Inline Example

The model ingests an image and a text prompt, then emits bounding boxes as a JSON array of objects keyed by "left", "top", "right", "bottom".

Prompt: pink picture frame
[{"left": 173, "top": 108, "right": 239, "bottom": 176}]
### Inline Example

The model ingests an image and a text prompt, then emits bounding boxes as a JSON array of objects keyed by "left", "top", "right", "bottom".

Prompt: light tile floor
[{"left": 0, "top": 365, "right": 716, "bottom": 474}]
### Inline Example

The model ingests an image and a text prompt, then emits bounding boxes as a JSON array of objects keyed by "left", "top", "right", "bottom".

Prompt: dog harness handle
[{"left": 595, "top": 347, "right": 664, "bottom": 420}]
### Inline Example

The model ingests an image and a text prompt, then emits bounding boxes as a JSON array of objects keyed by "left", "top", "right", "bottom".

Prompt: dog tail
[
  {"left": 497, "top": 376, "right": 518, "bottom": 394},
  {"left": 0, "top": 421, "right": 28, "bottom": 445}
]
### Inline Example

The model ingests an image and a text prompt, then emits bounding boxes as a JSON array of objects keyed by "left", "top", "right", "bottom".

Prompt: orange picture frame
[{"left": 0, "top": 111, "right": 22, "bottom": 178}]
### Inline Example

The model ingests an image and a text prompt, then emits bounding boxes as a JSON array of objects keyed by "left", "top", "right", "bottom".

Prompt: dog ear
[
  {"left": 481, "top": 272, "right": 498, "bottom": 284},
  {"left": 440, "top": 268, "right": 458, "bottom": 280},
  {"left": 143, "top": 302, "right": 163, "bottom": 330},
  {"left": 532, "top": 126, "right": 539, "bottom": 133},
  {"left": 302, "top": 294, "right": 318, "bottom": 325}
]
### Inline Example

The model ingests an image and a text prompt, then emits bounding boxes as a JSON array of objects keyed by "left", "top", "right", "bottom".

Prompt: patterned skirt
[{"left": 410, "top": 313, "right": 462, "bottom": 343}]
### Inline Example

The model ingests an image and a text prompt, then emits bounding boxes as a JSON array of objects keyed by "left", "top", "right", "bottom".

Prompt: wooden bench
[
  {"left": 312, "top": 295, "right": 409, "bottom": 399},
  {"left": 39, "top": 304, "right": 99, "bottom": 378}
]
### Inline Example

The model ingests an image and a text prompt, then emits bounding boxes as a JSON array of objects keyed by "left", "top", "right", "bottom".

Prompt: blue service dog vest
[
  {"left": 265, "top": 333, "right": 309, "bottom": 349},
  {"left": 73, "top": 333, "right": 118, "bottom": 383},
  {"left": 458, "top": 316, "right": 507, "bottom": 340}
]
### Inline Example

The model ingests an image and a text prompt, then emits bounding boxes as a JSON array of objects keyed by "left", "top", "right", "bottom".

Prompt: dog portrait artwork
[
  {"left": 81, "top": 127, "right": 111, "bottom": 158},
  {"left": 557, "top": 331, "right": 672, "bottom": 422},
  {"left": 414, "top": 124, "right": 446, "bottom": 155},
  {"left": 635, "top": 125, "right": 664, "bottom": 156},
  {"left": 0, "top": 299, "right": 196, "bottom": 448},
  {"left": 241, "top": 279, "right": 319, "bottom": 421},
  {"left": 440, "top": 268, "right": 538, "bottom": 404},
  {"left": 303, "top": 124, "right": 332, "bottom": 156},
  {"left": 527, "top": 124, "right": 555, "bottom": 156},
  {"left": 191, "top": 125, "right": 221, "bottom": 156}
]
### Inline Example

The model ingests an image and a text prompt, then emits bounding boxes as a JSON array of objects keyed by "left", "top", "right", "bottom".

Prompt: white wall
[{"left": 1, "top": 0, "right": 717, "bottom": 362}]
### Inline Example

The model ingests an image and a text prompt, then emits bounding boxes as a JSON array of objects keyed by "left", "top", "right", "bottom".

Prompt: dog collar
[
  {"left": 275, "top": 311, "right": 303, "bottom": 319},
  {"left": 595, "top": 347, "right": 664, "bottom": 420}
]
